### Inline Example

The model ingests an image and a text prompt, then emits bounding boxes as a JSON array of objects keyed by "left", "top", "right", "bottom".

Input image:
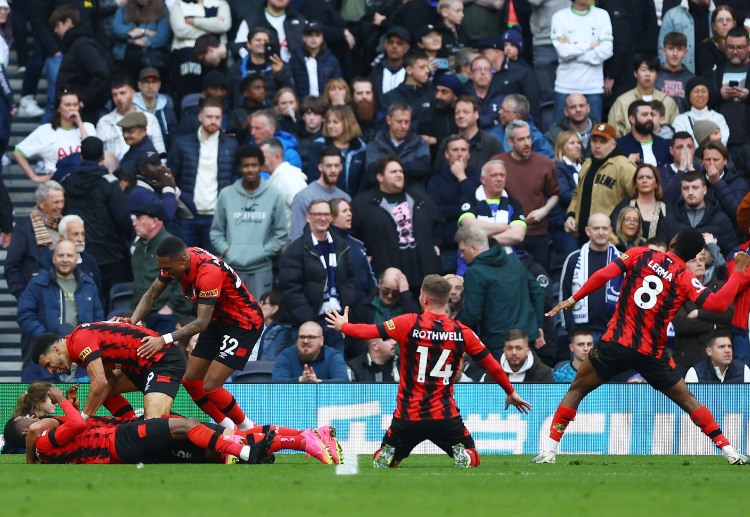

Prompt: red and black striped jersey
[
  {"left": 66, "top": 321, "right": 164, "bottom": 374},
  {"left": 372, "top": 312, "right": 512, "bottom": 421},
  {"left": 158, "top": 248, "right": 263, "bottom": 330},
  {"left": 601, "top": 247, "right": 713, "bottom": 359},
  {"left": 35, "top": 401, "right": 120, "bottom": 464}
]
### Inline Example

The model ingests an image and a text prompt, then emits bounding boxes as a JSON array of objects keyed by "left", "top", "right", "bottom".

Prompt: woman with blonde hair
[
  {"left": 613, "top": 206, "right": 646, "bottom": 252},
  {"left": 549, "top": 130, "right": 582, "bottom": 270},
  {"left": 324, "top": 78, "right": 351, "bottom": 107},
  {"left": 272, "top": 87, "right": 300, "bottom": 135},
  {"left": 611, "top": 164, "right": 667, "bottom": 240}
]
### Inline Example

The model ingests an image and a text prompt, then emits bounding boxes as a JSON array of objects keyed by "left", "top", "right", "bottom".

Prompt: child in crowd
[
  {"left": 650, "top": 100, "right": 675, "bottom": 141},
  {"left": 231, "top": 73, "right": 267, "bottom": 141},
  {"left": 290, "top": 22, "right": 342, "bottom": 100}
]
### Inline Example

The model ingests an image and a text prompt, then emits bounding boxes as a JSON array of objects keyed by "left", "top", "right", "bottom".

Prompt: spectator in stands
[
  {"left": 672, "top": 77, "right": 730, "bottom": 146},
  {"left": 259, "top": 137, "right": 307, "bottom": 234},
  {"left": 96, "top": 76, "right": 165, "bottom": 160},
  {"left": 248, "top": 109, "right": 301, "bottom": 168},
  {"left": 529, "top": 0, "right": 569, "bottom": 105},
  {"left": 14, "top": 88, "right": 95, "bottom": 182},
  {"left": 438, "top": 0, "right": 469, "bottom": 56},
  {"left": 177, "top": 71, "right": 231, "bottom": 135},
  {"left": 210, "top": 144, "right": 287, "bottom": 298},
  {"left": 658, "top": 0, "right": 712, "bottom": 74},
  {"left": 168, "top": 97, "right": 239, "bottom": 251},
  {"left": 58, "top": 214, "right": 101, "bottom": 293},
  {"left": 255, "top": 290, "right": 285, "bottom": 361},
  {"left": 553, "top": 328, "right": 594, "bottom": 382},
  {"left": 501, "top": 26, "right": 529, "bottom": 69},
  {"left": 693, "top": 120, "right": 723, "bottom": 150},
  {"left": 489, "top": 94, "right": 554, "bottom": 159},
  {"left": 290, "top": 21, "right": 342, "bottom": 100},
  {"left": 169, "top": 0, "right": 231, "bottom": 104},
  {"left": 51, "top": 4, "right": 111, "bottom": 123},
  {"left": 111, "top": 0, "right": 171, "bottom": 84},
  {"left": 612, "top": 206, "right": 646, "bottom": 252},
  {"left": 560, "top": 212, "right": 622, "bottom": 342},
  {"left": 350, "top": 77, "right": 378, "bottom": 143},
  {"left": 17, "top": 240, "right": 103, "bottom": 382},
  {"left": 272, "top": 87, "right": 299, "bottom": 136},
  {"left": 657, "top": 31, "right": 696, "bottom": 113},
  {"left": 364, "top": 102, "right": 431, "bottom": 189},
  {"left": 696, "top": 5, "right": 736, "bottom": 76},
  {"left": 550, "top": 131, "right": 582, "bottom": 269},
  {"left": 550, "top": 0, "right": 613, "bottom": 122},
  {"left": 277, "top": 200, "right": 356, "bottom": 355},
  {"left": 229, "top": 74, "right": 268, "bottom": 142},
  {"left": 133, "top": 67, "right": 178, "bottom": 149},
  {"left": 494, "top": 119, "right": 560, "bottom": 272},
  {"left": 564, "top": 123, "right": 636, "bottom": 244},
  {"left": 306, "top": 106, "right": 366, "bottom": 195},
  {"left": 234, "top": 0, "right": 305, "bottom": 64},
  {"left": 456, "top": 225, "right": 545, "bottom": 361},
  {"left": 685, "top": 330, "right": 750, "bottom": 383},
  {"left": 228, "top": 27, "right": 292, "bottom": 108},
  {"left": 296, "top": 95, "right": 326, "bottom": 164},
  {"left": 350, "top": 267, "right": 419, "bottom": 327},
  {"left": 289, "top": 146, "right": 349, "bottom": 241},
  {"left": 444, "top": 273, "right": 464, "bottom": 319},
  {"left": 351, "top": 156, "right": 442, "bottom": 292},
  {"left": 651, "top": 99, "right": 676, "bottom": 141},
  {"left": 608, "top": 55, "right": 680, "bottom": 138},
  {"left": 657, "top": 171, "right": 738, "bottom": 255},
  {"left": 58, "top": 136, "right": 133, "bottom": 304},
  {"left": 433, "top": 95, "right": 503, "bottom": 176},
  {"left": 616, "top": 100, "right": 673, "bottom": 167},
  {"left": 5, "top": 181, "right": 65, "bottom": 300},
  {"left": 117, "top": 112, "right": 156, "bottom": 175},
  {"left": 417, "top": 73, "right": 460, "bottom": 160},
  {"left": 661, "top": 131, "right": 698, "bottom": 205},
  {"left": 324, "top": 74, "right": 351, "bottom": 108},
  {"left": 611, "top": 164, "right": 668, "bottom": 241},
  {"left": 128, "top": 195, "right": 191, "bottom": 334},
  {"left": 369, "top": 26, "right": 410, "bottom": 109},
  {"left": 704, "top": 27, "right": 750, "bottom": 157},
  {"left": 329, "top": 198, "right": 376, "bottom": 305},
  {"left": 700, "top": 141, "right": 749, "bottom": 224},
  {"left": 673, "top": 248, "right": 733, "bottom": 371},
  {"left": 271, "top": 320, "right": 349, "bottom": 383},
  {"left": 494, "top": 328, "right": 552, "bottom": 383},
  {"left": 545, "top": 93, "right": 599, "bottom": 157},
  {"left": 347, "top": 337, "right": 398, "bottom": 382},
  {"left": 381, "top": 49, "right": 434, "bottom": 124},
  {"left": 462, "top": 55, "right": 503, "bottom": 130}
]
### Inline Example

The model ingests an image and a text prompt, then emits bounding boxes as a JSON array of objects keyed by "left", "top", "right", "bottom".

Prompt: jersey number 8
[{"left": 634, "top": 274, "right": 664, "bottom": 310}]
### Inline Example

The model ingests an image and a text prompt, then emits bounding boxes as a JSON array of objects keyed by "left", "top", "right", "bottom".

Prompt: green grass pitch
[{"left": 1, "top": 454, "right": 748, "bottom": 517}]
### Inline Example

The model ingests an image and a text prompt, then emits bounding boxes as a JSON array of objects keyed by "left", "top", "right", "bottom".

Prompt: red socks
[
  {"left": 187, "top": 424, "right": 243, "bottom": 457},
  {"left": 244, "top": 424, "right": 300, "bottom": 436},
  {"left": 690, "top": 406, "right": 730, "bottom": 448},
  {"left": 181, "top": 379, "right": 227, "bottom": 423},
  {"left": 549, "top": 405, "right": 577, "bottom": 442},
  {"left": 103, "top": 394, "right": 136, "bottom": 419},
  {"left": 239, "top": 431, "right": 304, "bottom": 453},
  {"left": 204, "top": 387, "right": 246, "bottom": 424}
]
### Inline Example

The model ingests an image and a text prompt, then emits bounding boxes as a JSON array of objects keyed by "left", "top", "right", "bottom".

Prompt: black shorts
[
  {"left": 114, "top": 419, "right": 175, "bottom": 464},
  {"left": 589, "top": 340, "right": 683, "bottom": 391},
  {"left": 382, "top": 417, "right": 474, "bottom": 461},
  {"left": 192, "top": 321, "right": 263, "bottom": 371},
  {"left": 123, "top": 345, "right": 186, "bottom": 399}
]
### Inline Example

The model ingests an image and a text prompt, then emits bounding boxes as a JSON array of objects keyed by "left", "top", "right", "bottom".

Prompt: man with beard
[
  {"left": 289, "top": 146, "right": 350, "bottom": 241},
  {"left": 351, "top": 78, "right": 378, "bottom": 143},
  {"left": 545, "top": 93, "right": 599, "bottom": 156},
  {"left": 616, "top": 100, "right": 672, "bottom": 167},
  {"left": 272, "top": 321, "right": 349, "bottom": 382},
  {"left": 117, "top": 113, "right": 157, "bottom": 176},
  {"left": 418, "top": 74, "right": 460, "bottom": 161}
]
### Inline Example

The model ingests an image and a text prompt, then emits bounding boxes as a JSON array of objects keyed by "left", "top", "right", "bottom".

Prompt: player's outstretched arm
[
  {"left": 325, "top": 307, "right": 349, "bottom": 331},
  {"left": 733, "top": 251, "right": 750, "bottom": 272},
  {"left": 505, "top": 391, "right": 531, "bottom": 414},
  {"left": 545, "top": 297, "right": 575, "bottom": 318},
  {"left": 546, "top": 260, "right": 625, "bottom": 317},
  {"left": 129, "top": 278, "right": 170, "bottom": 325}
]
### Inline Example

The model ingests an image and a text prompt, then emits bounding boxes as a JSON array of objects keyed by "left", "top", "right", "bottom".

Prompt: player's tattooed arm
[
  {"left": 128, "top": 278, "right": 169, "bottom": 325},
  {"left": 138, "top": 303, "right": 214, "bottom": 358}
]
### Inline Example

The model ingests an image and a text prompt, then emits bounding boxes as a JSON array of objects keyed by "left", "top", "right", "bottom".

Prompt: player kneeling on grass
[
  {"left": 20, "top": 386, "right": 343, "bottom": 465},
  {"left": 326, "top": 274, "right": 531, "bottom": 468},
  {"left": 537, "top": 227, "right": 750, "bottom": 465},
  {"left": 32, "top": 321, "right": 186, "bottom": 421}
]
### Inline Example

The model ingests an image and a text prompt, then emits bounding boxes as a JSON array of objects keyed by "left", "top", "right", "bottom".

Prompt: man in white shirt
[
  {"left": 259, "top": 137, "right": 307, "bottom": 234},
  {"left": 685, "top": 331, "right": 750, "bottom": 383}
]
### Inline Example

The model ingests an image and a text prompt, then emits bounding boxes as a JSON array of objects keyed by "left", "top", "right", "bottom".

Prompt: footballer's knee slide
[{"left": 467, "top": 448, "right": 480, "bottom": 467}]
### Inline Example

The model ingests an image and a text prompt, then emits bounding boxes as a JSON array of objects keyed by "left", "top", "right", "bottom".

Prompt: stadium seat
[
  {"left": 108, "top": 282, "right": 134, "bottom": 317},
  {"left": 233, "top": 361, "right": 275, "bottom": 383},
  {"left": 539, "top": 101, "right": 555, "bottom": 134}
]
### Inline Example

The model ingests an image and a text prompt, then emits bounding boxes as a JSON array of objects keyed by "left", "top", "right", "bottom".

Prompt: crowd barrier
[{"left": 3, "top": 383, "right": 748, "bottom": 456}]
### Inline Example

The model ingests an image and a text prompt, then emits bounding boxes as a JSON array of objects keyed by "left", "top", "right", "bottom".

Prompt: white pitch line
[{"left": 335, "top": 455, "right": 360, "bottom": 475}]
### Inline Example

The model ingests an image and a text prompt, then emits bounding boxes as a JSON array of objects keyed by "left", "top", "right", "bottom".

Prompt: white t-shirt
[
  {"left": 15, "top": 123, "right": 98, "bottom": 174},
  {"left": 640, "top": 139, "right": 656, "bottom": 166},
  {"left": 266, "top": 12, "right": 289, "bottom": 62}
]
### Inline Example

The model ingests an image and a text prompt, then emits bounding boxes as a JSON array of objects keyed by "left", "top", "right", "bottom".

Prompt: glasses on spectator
[
  {"left": 0, "top": 7, "right": 9, "bottom": 12},
  {"left": 727, "top": 44, "right": 748, "bottom": 51},
  {"left": 471, "top": 66, "right": 492, "bottom": 73},
  {"left": 298, "top": 335, "right": 322, "bottom": 342},
  {"left": 623, "top": 218, "right": 640, "bottom": 224},
  {"left": 380, "top": 287, "right": 400, "bottom": 297},
  {"left": 498, "top": 107, "right": 518, "bottom": 113},
  {"left": 308, "top": 212, "right": 331, "bottom": 218}
]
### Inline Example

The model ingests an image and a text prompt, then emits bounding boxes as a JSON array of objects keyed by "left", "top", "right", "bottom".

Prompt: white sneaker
[
  {"left": 17, "top": 95, "right": 44, "bottom": 118},
  {"left": 1, "top": 154, "right": 9, "bottom": 167},
  {"left": 722, "top": 448, "right": 748, "bottom": 465},
  {"left": 531, "top": 450, "right": 557, "bottom": 464}
]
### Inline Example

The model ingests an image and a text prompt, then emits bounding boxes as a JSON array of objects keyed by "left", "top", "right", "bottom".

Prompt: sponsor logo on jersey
[
  {"left": 199, "top": 288, "right": 219, "bottom": 297},
  {"left": 79, "top": 347, "right": 92, "bottom": 361},
  {"left": 385, "top": 319, "right": 396, "bottom": 330}
]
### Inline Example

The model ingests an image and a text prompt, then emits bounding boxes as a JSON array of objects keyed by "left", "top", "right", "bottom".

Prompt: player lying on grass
[
  {"left": 32, "top": 321, "right": 186, "bottom": 420},
  {"left": 327, "top": 274, "right": 531, "bottom": 469},
  {"left": 20, "top": 387, "right": 342, "bottom": 465},
  {"left": 537, "top": 227, "right": 750, "bottom": 465}
]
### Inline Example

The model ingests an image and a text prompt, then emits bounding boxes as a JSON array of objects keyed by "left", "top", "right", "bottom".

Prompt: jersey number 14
[{"left": 416, "top": 346, "right": 453, "bottom": 384}]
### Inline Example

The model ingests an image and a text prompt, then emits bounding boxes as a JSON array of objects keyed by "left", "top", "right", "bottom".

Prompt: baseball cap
[
  {"left": 135, "top": 151, "right": 166, "bottom": 172},
  {"left": 474, "top": 35, "right": 504, "bottom": 51},
  {"left": 303, "top": 21, "right": 323, "bottom": 35},
  {"left": 385, "top": 26, "right": 410, "bottom": 45},
  {"left": 117, "top": 111, "right": 148, "bottom": 129},
  {"left": 139, "top": 67, "right": 161, "bottom": 81},
  {"left": 416, "top": 23, "right": 443, "bottom": 41},
  {"left": 129, "top": 195, "right": 166, "bottom": 221},
  {"left": 202, "top": 70, "right": 228, "bottom": 89},
  {"left": 590, "top": 123, "right": 616, "bottom": 141},
  {"left": 81, "top": 137, "right": 104, "bottom": 162}
]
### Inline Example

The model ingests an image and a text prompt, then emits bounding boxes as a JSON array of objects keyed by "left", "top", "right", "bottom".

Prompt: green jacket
[{"left": 460, "top": 246, "right": 545, "bottom": 350}]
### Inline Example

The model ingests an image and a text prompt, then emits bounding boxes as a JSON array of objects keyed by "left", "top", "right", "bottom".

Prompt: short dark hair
[
  {"left": 649, "top": 99, "right": 666, "bottom": 117},
  {"left": 300, "top": 95, "right": 328, "bottom": 115},
  {"left": 671, "top": 131, "right": 694, "bottom": 145},
  {"left": 111, "top": 75, "right": 135, "bottom": 91},
  {"left": 240, "top": 73, "right": 264, "bottom": 93},
  {"left": 31, "top": 333, "right": 62, "bottom": 365},
  {"left": 200, "top": 97, "right": 224, "bottom": 112},
  {"left": 455, "top": 95, "right": 479, "bottom": 112},
  {"left": 194, "top": 34, "right": 221, "bottom": 59},
  {"left": 49, "top": 5, "right": 80, "bottom": 27},
  {"left": 386, "top": 101, "right": 411, "bottom": 118},
  {"left": 633, "top": 53, "right": 660, "bottom": 73},
  {"left": 373, "top": 155, "right": 402, "bottom": 176},
  {"left": 156, "top": 236, "right": 186, "bottom": 259},
  {"left": 237, "top": 144, "right": 265, "bottom": 165},
  {"left": 707, "top": 329, "right": 733, "bottom": 348},
  {"left": 421, "top": 274, "right": 451, "bottom": 306},
  {"left": 504, "top": 328, "right": 529, "bottom": 343},
  {"left": 680, "top": 170, "right": 705, "bottom": 185},
  {"left": 444, "top": 134, "right": 470, "bottom": 148},
  {"left": 260, "top": 290, "right": 282, "bottom": 322},
  {"left": 701, "top": 141, "right": 729, "bottom": 160},
  {"left": 628, "top": 99, "right": 651, "bottom": 119},
  {"left": 329, "top": 198, "right": 350, "bottom": 218},
  {"left": 404, "top": 49, "right": 429, "bottom": 68},
  {"left": 673, "top": 226, "right": 706, "bottom": 261},
  {"left": 645, "top": 236, "right": 667, "bottom": 249},
  {"left": 663, "top": 31, "right": 687, "bottom": 48},
  {"left": 319, "top": 145, "right": 343, "bottom": 162},
  {"left": 727, "top": 27, "right": 749, "bottom": 41},
  {"left": 569, "top": 328, "right": 594, "bottom": 341}
]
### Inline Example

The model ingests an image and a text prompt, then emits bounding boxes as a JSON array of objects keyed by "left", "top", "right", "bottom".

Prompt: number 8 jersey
[{"left": 602, "top": 247, "right": 712, "bottom": 359}]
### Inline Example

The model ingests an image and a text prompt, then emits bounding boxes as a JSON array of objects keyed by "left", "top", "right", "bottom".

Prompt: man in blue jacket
[
  {"left": 272, "top": 321, "right": 350, "bottom": 382},
  {"left": 17, "top": 240, "right": 103, "bottom": 382}
]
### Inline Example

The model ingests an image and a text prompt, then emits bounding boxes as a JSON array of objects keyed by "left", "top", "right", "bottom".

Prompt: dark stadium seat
[
  {"left": 108, "top": 282, "right": 133, "bottom": 317},
  {"left": 233, "top": 361, "right": 275, "bottom": 383}
]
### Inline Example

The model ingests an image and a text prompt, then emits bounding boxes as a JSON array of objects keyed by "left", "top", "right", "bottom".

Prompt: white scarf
[
  {"left": 568, "top": 242, "right": 621, "bottom": 324},
  {"left": 313, "top": 231, "right": 341, "bottom": 314}
]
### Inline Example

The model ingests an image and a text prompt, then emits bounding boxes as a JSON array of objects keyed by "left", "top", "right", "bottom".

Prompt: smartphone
[
  {"left": 265, "top": 43, "right": 280, "bottom": 61},
  {"left": 729, "top": 80, "right": 739, "bottom": 87}
]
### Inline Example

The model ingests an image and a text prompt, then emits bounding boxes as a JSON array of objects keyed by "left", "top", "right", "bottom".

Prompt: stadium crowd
[{"left": 4, "top": 0, "right": 750, "bottom": 391}]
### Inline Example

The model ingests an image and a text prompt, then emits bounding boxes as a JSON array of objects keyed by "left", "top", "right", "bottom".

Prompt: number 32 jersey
[{"left": 602, "top": 247, "right": 711, "bottom": 359}]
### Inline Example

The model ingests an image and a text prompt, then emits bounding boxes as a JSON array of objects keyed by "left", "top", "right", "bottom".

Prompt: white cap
[{"left": 0, "top": 1, "right": 9, "bottom": 10}]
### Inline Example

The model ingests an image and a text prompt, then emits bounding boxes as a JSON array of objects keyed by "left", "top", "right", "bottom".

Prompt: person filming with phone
[{"left": 229, "top": 27, "right": 292, "bottom": 107}]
